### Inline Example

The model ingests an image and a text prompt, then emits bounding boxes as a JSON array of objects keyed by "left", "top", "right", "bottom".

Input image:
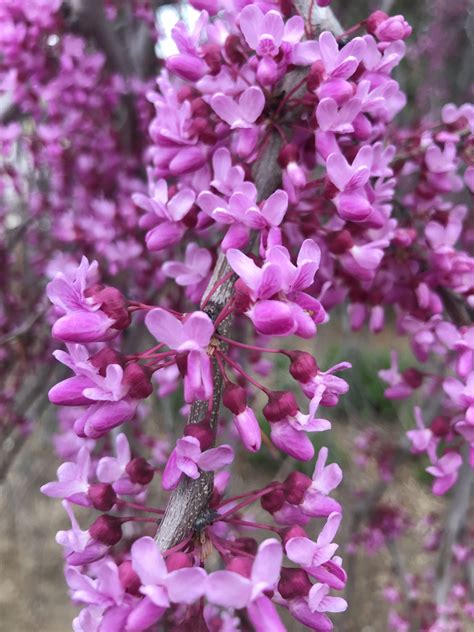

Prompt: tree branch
[{"left": 155, "top": 2, "right": 343, "bottom": 552}]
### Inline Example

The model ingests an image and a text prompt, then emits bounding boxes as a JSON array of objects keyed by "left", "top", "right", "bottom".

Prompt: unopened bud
[
  {"left": 366, "top": 10, "right": 389, "bottom": 35},
  {"left": 90, "top": 348, "right": 125, "bottom": 373},
  {"left": 226, "top": 556, "right": 253, "bottom": 577},
  {"left": 402, "top": 368, "right": 423, "bottom": 389},
  {"left": 123, "top": 363, "right": 153, "bottom": 399},
  {"left": 126, "top": 457, "right": 155, "bottom": 485},
  {"left": 431, "top": 416, "right": 450, "bottom": 437},
  {"left": 261, "top": 487, "right": 285, "bottom": 513},
  {"left": 184, "top": 421, "right": 214, "bottom": 451},
  {"left": 223, "top": 383, "right": 247, "bottom": 415},
  {"left": 89, "top": 515, "right": 123, "bottom": 545},
  {"left": 88, "top": 483, "right": 117, "bottom": 511},
  {"left": 118, "top": 560, "right": 141, "bottom": 595},
  {"left": 263, "top": 391, "right": 298, "bottom": 422},
  {"left": 94, "top": 287, "right": 131, "bottom": 330},
  {"left": 278, "top": 567, "right": 312, "bottom": 599},
  {"left": 278, "top": 143, "right": 299, "bottom": 168},
  {"left": 287, "top": 351, "right": 318, "bottom": 383},
  {"left": 166, "top": 552, "right": 193, "bottom": 571},
  {"left": 284, "top": 471, "right": 312, "bottom": 505}
]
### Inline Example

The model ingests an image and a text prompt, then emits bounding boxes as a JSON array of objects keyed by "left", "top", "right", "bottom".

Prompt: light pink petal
[
  {"left": 211, "top": 94, "right": 242, "bottom": 126},
  {"left": 131, "top": 536, "right": 167, "bottom": 585},
  {"left": 226, "top": 249, "right": 261, "bottom": 292},
  {"left": 248, "top": 595, "right": 286, "bottom": 632},
  {"left": 239, "top": 4, "right": 264, "bottom": 50},
  {"left": 319, "top": 31, "right": 339, "bottom": 72},
  {"left": 317, "top": 511, "right": 342, "bottom": 546},
  {"left": 258, "top": 263, "right": 283, "bottom": 299},
  {"left": 206, "top": 570, "right": 252, "bottom": 608},
  {"left": 248, "top": 300, "right": 295, "bottom": 337},
  {"left": 167, "top": 188, "right": 196, "bottom": 221},
  {"left": 165, "top": 568, "right": 207, "bottom": 603},
  {"left": 126, "top": 598, "right": 165, "bottom": 631},
  {"left": 161, "top": 450, "right": 183, "bottom": 490},
  {"left": 326, "top": 151, "right": 352, "bottom": 190},
  {"left": 145, "top": 308, "right": 183, "bottom": 349},
  {"left": 182, "top": 311, "right": 214, "bottom": 347},
  {"left": 262, "top": 10, "right": 284, "bottom": 47},
  {"left": 270, "top": 421, "right": 314, "bottom": 461},
  {"left": 316, "top": 98, "right": 338, "bottom": 132},
  {"left": 251, "top": 538, "right": 283, "bottom": 589},
  {"left": 331, "top": 57, "right": 359, "bottom": 80},
  {"left": 198, "top": 445, "right": 234, "bottom": 471},
  {"left": 286, "top": 537, "right": 316, "bottom": 566},
  {"left": 261, "top": 190, "right": 288, "bottom": 226},
  {"left": 337, "top": 190, "right": 371, "bottom": 222},
  {"left": 283, "top": 15, "right": 304, "bottom": 43},
  {"left": 239, "top": 86, "right": 265, "bottom": 123}
]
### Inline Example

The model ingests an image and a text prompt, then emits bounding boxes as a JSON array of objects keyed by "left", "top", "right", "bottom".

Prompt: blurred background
[{"left": 1, "top": 0, "right": 473, "bottom": 630}]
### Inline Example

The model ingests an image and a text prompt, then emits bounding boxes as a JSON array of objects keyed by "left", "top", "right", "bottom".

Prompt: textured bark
[{"left": 155, "top": 3, "right": 343, "bottom": 553}]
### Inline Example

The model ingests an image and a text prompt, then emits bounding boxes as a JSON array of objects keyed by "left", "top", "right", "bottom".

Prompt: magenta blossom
[
  {"left": 145, "top": 308, "right": 214, "bottom": 403},
  {"left": 206, "top": 538, "right": 285, "bottom": 631},
  {"left": 326, "top": 146, "right": 373, "bottom": 222},
  {"left": 426, "top": 451, "right": 463, "bottom": 496},
  {"left": 162, "top": 436, "right": 234, "bottom": 490}
]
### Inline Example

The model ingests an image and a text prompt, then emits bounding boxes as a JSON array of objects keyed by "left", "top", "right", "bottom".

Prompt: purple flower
[
  {"left": 211, "top": 87, "right": 265, "bottom": 129},
  {"left": 198, "top": 186, "right": 288, "bottom": 251},
  {"left": 406, "top": 407, "right": 436, "bottom": 454},
  {"left": 125, "top": 536, "right": 207, "bottom": 630},
  {"left": 41, "top": 445, "right": 91, "bottom": 506},
  {"left": 56, "top": 501, "right": 108, "bottom": 566},
  {"left": 162, "top": 435, "right": 234, "bottom": 490},
  {"left": 162, "top": 242, "right": 212, "bottom": 302},
  {"left": 270, "top": 399, "right": 332, "bottom": 462},
  {"left": 326, "top": 146, "right": 373, "bottom": 222},
  {"left": 97, "top": 433, "right": 143, "bottom": 496},
  {"left": 145, "top": 308, "right": 214, "bottom": 403},
  {"left": 426, "top": 451, "right": 463, "bottom": 496},
  {"left": 210, "top": 147, "right": 246, "bottom": 196},
  {"left": 300, "top": 447, "right": 343, "bottom": 517},
  {"left": 206, "top": 538, "right": 286, "bottom": 631},
  {"left": 316, "top": 31, "right": 366, "bottom": 81},
  {"left": 134, "top": 178, "right": 195, "bottom": 251},
  {"left": 286, "top": 512, "right": 343, "bottom": 574},
  {"left": 47, "top": 257, "right": 118, "bottom": 342}
]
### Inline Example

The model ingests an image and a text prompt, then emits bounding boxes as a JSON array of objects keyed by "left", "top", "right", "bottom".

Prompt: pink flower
[
  {"left": 211, "top": 87, "right": 265, "bottom": 129},
  {"left": 56, "top": 501, "right": 108, "bottom": 566},
  {"left": 97, "top": 433, "right": 144, "bottom": 496},
  {"left": 41, "top": 445, "right": 91, "bottom": 506},
  {"left": 315, "top": 31, "right": 366, "bottom": 80},
  {"left": 406, "top": 407, "right": 435, "bottom": 454},
  {"left": 270, "top": 399, "right": 332, "bottom": 462},
  {"left": 145, "top": 308, "right": 214, "bottom": 403},
  {"left": 162, "top": 242, "right": 212, "bottom": 301},
  {"left": 126, "top": 536, "right": 207, "bottom": 629},
  {"left": 374, "top": 15, "right": 412, "bottom": 42},
  {"left": 286, "top": 512, "right": 343, "bottom": 573},
  {"left": 300, "top": 447, "right": 343, "bottom": 517},
  {"left": 47, "top": 257, "right": 118, "bottom": 342},
  {"left": 206, "top": 538, "right": 286, "bottom": 631},
  {"left": 426, "top": 451, "right": 463, "bottom": 496},
  {"left": 134, "top": 179, "right": 195, "bottom": 251},
  {"left": 162, "top": 436, "right": 234, "bottom": 490},
  {"left": 326, "top": 146, "right": 373, "bottom": 222}
]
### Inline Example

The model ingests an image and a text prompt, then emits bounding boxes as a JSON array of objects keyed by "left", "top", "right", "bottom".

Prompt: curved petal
[
  {"left": 206, "top": 570, "right": 252, "bottom": 608},
  {"left": 239, "top": 87, "right": 265, "bottom": 123},
  {"left": 198, "top": 445, "right": 234, "bottom": 471},
  {"left": 166, "top": 568, "right": 207, "bottom": 604},
  {"left": 145, "top": 308, "right": 183, "bottom": 349},
  {"left": 251, "top": 539, "right": 283, "bottom": 589},
  {"left": 131, "top": 536, "right": 167, "bottom": 585}
]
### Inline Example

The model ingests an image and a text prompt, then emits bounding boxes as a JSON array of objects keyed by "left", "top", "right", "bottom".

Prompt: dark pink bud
[
  {"left": 123, "top": 363, "right": 153, "bottom": 399},
  {"left": 278, "top": 144, "right": 299, "bottom": 168},
  {"left": 184, "top": 421, "right": 214, "bottom": 451},
  {"left": 287, "top": 351, "right": 318, "bottom": 383},
  {"left": 224, "top": 34, "right": 246, "bottom": 65},
  {"left": 284, "top": 471, "right": 312, "bottom": 505},
  {"left": 223, "top": 383, "right": 247, "bottom": 415},
  {"left": 261, "top": 487, "right": 285, "bottom": 513},
  {"left": 431, "top": 416, "right": 450, "bottom": 437},
  {"left": 88, "top": 483, "right": 117, "bottom": 511},
  {"left": 278, "top": 567, "right": 312, "bottom": 599},
  {"left": 89, "top": 515, "right": 123, "bottom": 545},
  {"left": 176, "top": 351, "right": 188, "bottom": 377},
  {"left": 307, "top": 60, "right": 325, "bottom": 91},
  {"left": 328, "top": 230, "right": 354, "bottom": 254},
  {"left": 282, "top": 525, "right": 308, "bottom": 546},
  {"left": 202, "top": 43, "right": 221, "bottom": 75},
  {"left": 166, "top": 552, "right": 193, "bottom": 571},
  {"left": 233, "top": 537, "right": 258, "bottom": 555},
  {"left": 366, "top": 10, "right": 389, "bottom": 35},
  {"left": 90, "top": 348, "right": 125, "bottom": 374},
  {"left": 263, "top": 391, "right": 298, "bottom": 422},
  {"left": 118, "top": 560, "right": 141, "bottom": 595},
  {"left": 94, "top": 287, "right": 131, "bottom": 330},
  {"left": 226, "top": 556, "right": 253, "bottom": 578},
  {"left": 401, "top": 368, "right": 423, "bottom": 389},
  {"left": 126, "top": 457, "right": 155, "bottom": 485},
  {"left": 233, "top": 278, "right": 252, "bottom": 312}
]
